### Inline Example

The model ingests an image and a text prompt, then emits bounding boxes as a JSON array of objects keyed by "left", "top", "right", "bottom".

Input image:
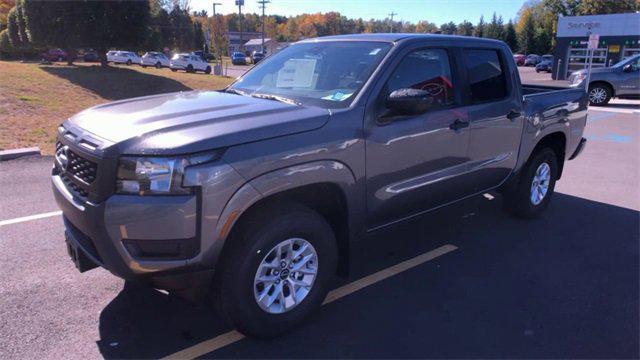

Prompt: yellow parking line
[{"left": 162, "top": 244, "right": 458, "bottom": 360}]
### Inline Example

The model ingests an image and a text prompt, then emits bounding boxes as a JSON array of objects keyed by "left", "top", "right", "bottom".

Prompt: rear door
[
  {"left": 462, "top": 48, "right": 524, "bottom": 192},
  {"left": 364, "top": 45, "right": 476, "bottom": 229}
]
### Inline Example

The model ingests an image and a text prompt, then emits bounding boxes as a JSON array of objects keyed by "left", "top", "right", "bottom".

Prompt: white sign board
[
  {"left": 588, "top": 34, "right": 600, "bottom": 49},
  {"left": 276, "top": 59, "right": 316, "bottom": 88}
]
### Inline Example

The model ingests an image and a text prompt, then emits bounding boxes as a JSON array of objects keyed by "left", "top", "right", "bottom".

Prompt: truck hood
[{"left": 66, "top": 90, "right": 330, "bottom": 155}]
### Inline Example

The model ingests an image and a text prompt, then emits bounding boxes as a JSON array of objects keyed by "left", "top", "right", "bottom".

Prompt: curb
[{"left": 0, "top": 147, "right": 41, "bottom": 161}]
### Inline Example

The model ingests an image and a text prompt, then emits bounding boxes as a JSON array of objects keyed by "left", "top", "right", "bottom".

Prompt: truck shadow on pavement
[
  {"left": 41, "top": 65, "right": 192, "bottom": 100},
  {"left": 97, "top": 192, "right": 639, "bottom": 359}
]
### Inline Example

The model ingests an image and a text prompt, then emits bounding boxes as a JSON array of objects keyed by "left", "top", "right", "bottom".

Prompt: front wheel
[
  {"left": 588, "top": 84, "right": 612, "bottom": 106},
  {"left": 204, "top": 66, "right": 211, "bottom": 74},
  {"left": 214, "top": 203, "right": 337, "bottom": 338},
  {"left": 503, "top": 148, "right": 558, "bottom": 218},
  {"left": 155, "top": 62, "right": 161, "bottom": 69},
  {"left": 126, "top": 59, "right": 132, "bottom": 66}
]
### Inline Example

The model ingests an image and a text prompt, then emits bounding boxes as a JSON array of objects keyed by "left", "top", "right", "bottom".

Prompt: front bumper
[{"left": 52, "top": 173, "right": 213, "bottom": 292}]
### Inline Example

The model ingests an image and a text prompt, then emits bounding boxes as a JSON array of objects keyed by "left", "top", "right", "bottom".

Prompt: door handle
[
  {"left": 449, "top": 119, "right": 469, "bottom": 131},
  {"left": 507, "top": 110, "right": 522, "bottom": 121}
]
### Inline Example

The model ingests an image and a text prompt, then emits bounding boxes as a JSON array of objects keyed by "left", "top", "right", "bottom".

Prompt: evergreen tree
[
  {"left": 474, "top": 15, "right": 485, "bottom": 37},
  {"left": 457, "top": 20, "right": 474, "bottom": 36},
  {"left": 504, "top": 20, "right": 518, "bottom": 53}
]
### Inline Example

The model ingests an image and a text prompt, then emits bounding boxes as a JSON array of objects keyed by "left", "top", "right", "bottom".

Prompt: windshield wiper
[
  {"left": 251, "top": 93, "right": 301, "bottom": 106},
  {"left": 224, "top": 88, "right": 248, "bottom": 96}
]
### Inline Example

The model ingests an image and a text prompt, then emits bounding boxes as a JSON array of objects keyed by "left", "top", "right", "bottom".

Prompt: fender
[{"left": 204, "top": 160, "right": 362, "bottom": 268}]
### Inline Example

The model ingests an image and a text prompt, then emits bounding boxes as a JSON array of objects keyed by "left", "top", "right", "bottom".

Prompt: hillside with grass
[{"left": 0, "top": 61, "right": 234, "bottom": 154}]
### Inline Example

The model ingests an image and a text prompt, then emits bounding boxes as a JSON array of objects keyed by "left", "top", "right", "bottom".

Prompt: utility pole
[
  {"left": 236, "top": 0, "right": 244, "bottom": 53},
  {"left": 212, "top": 2, "right": 221, "bottom": 61},
  {"left": 388, "top": 11, "right": 397, "bottom": 33},
  {"left": 212, "top": 2, "right": 221, "bottom": 16},
  {"left": 258, "top": 0, "right": 270, "bottom": 53}
]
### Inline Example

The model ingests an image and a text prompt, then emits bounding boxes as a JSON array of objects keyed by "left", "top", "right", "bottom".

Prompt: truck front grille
[{"left": 56, "top": 142, "right": 98, "bottom": 185}]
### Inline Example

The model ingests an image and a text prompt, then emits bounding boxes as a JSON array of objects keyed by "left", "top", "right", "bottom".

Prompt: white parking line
[
  {"left": 590, "top": 107, "right": 640, "bottom": 115},
  {"left": 0, "top": 211, "right": 62, "bottom": 227},
  {"left": 162, "top": 244, "right": 458, "bottom": 360}
]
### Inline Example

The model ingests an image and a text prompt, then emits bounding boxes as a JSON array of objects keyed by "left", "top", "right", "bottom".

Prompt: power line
[{"left": 388, "top": 11, "right": 397, "bottom": 33}]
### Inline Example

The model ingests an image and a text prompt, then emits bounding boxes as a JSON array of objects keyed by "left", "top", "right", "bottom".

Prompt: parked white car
[
  {"left": 170, "top": 53, "right": 211, "bottom": 74},
  {"left": 111, "top": 51, "right": 141, "bottom": 65},
  {"left": 141, "top": 52, "right": 170, "bottom": 68},
  {"left": 106, "top": 50, "right": 119, "bottom": 63}
]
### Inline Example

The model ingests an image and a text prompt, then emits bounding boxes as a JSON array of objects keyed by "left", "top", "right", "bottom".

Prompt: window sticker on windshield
[
  {"left": 276, "top": 58, "right": 317, "bottom": 88},
  {"left": 369, "top": 48, "right": 382, "bottom": 55},
  {"left": 321, "top": 92, "right": 354, "bottom": 101}
]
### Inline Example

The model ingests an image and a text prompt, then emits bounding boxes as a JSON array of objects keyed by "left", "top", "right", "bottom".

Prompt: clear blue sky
[{"left": 190, "top": 0, "right": 525, "bottom": 26}]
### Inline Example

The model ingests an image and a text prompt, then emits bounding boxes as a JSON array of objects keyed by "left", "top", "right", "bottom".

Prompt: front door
[
  {"left": 619, "top": 56, "right": 640, "bottom": 96},
  {"left": 364, "top": 47, "right": 475, "bottom": 230}
]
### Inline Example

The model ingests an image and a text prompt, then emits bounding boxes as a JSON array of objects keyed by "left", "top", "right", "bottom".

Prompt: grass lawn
[{"left": 0, "top": 61, "right": 234, "bottom": 155}]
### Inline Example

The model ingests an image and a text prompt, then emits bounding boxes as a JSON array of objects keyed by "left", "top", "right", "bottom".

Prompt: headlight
[
  {"left": 116, "top": 152, "right": 220, "bottom": 195},
  {"left": 572, "top": 72, "right": 586, "bottom": 85}
]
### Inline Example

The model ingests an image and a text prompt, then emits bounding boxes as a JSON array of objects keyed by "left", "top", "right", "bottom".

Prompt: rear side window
[
  {"left": 464, "top": 49, "right": 507, "bottom": 103},
  {"left": 386, "top": 49, "right": 455, "bottom": 109}
]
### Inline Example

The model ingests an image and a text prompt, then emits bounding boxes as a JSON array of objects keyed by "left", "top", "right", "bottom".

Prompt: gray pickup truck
[
  {"left": 569, "top": 54, "right": 640, "bottom": 106},
  {"left": 53, "top": 34, "right": 587, "bottom": 338}
]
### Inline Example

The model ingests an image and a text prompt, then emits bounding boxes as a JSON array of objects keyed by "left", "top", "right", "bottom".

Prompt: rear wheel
[
  {"left": 503, "top": 148, "right": 558, "bottom": 218},
  {"left": 186, "top": 64, "right": 194, "bottom": 73},
  {"left": 214, "top": 203, "right": 337, "bottom": 338},
  {"left": 155, "top": 62, "right": 162, "bottom": 69},
  {"left": 205, "top": 66, "right": 211, "bottom": 74},
  {"left": 171, "top": 68, "right": 177, "bottom": 72},
  {"left": 126, "top": 59, "right": 132, "bottom": 66},
  {"left": 588, "top": 83, "right": 612, "bottom": 106}
]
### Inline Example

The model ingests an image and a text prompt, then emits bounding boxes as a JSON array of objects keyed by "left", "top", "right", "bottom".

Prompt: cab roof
[{"left": 298, "top": 33, "right": 505, "bottom": 45}]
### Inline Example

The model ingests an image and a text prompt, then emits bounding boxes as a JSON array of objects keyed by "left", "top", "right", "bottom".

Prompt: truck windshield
[{"left": 228, "top": 41, "right": 392, "bottom": 109}]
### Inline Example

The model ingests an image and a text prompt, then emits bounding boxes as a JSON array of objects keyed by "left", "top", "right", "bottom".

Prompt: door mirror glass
[
  {"left": 386, "top": 88, "right": 434, "bottom": 116},
  {"left": 622, "top": 63, "right": 636, "bottom": 72}
]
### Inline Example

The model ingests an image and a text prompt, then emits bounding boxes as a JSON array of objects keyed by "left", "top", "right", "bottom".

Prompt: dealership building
[{"left": 552, "top": 12, "right": 640, "bottom": 80}]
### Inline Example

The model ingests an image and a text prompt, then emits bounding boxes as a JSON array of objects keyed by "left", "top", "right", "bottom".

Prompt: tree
[
  {"left": 1, "top": 0, "right": 16, "bottom": 31},
  {"left": 577, "top": 0, "right": 639, "bottom": 14},
  {"left": 439, "top": 21, "right": 457, "bottom": 35},
  {"left": 504, "top": 20, "right": 518, "bottom": 52},
  {"left": 6, "top": 3, "right": 29, "bottom": 60},
  {"left": 193, "top": 20, "right": 204, "bottom": 50},
  {"left": 82, "top": 1, "right": 151, "bottom": 66},
  {"left": 22, "top": 0, "right": 84, "bottom": 64},
  {"left": 518, "top": 8, "right": 536, "bottom": 54},
  {"left": 474, "top": 15, "right": 485, "bottom": 37},
  {"left": 415, "top": 20, "right": 437, "bottom": 33},
  {"left": 485, "top": 12, "right": 505, "bottom": 40},
  {"left": 457, "top": 20, "right": 474, "bottom": 36},
  {"left": 0, "top": 28, "right": 13, "bottom": 58}
]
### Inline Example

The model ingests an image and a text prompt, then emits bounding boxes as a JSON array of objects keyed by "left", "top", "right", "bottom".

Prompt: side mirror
[
  {"left": 622, "top": 64, "right": 635, "bottom": 72},
  {"left": 386, "top": 88, "right": 434, "bottom": 116}
]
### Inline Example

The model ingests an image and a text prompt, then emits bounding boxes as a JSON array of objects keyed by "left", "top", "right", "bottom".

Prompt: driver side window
[{"left": 386, "top": 48, "right": 455, "bottom": 109}]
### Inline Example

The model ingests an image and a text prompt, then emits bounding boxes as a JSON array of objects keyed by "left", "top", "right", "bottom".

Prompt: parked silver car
[{"left": 569, "top": 54, "right": 640, "bottom": 106}]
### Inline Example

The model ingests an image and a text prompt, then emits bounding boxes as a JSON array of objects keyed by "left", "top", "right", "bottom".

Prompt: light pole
[
  {"left": 212, "top": 2, "right": 221, "bottom": 61},
  {"left": 236, "top": 0, "right": 245, "bottom": 53},
  {"left": 258, "top": 0, "right": 270, "bottom": 54}
]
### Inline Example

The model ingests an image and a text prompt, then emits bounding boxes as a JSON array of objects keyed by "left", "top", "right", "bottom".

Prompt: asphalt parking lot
[{"left": 1, "top": 69, "right": 638, "bottom": 359}]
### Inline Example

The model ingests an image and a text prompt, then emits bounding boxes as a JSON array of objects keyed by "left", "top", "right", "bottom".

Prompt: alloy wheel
[
  {"left": 253, "top": 238, "right": 318, "bottom": 314},
  {"left": 530, "top": 162, "right": 551, "bottom": 205},
  {"left": 589, "top": 87, "right": 607, "bottom": 104}
]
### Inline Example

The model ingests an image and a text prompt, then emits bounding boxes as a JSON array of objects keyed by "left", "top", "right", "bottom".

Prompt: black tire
[
  {"left": 503, "top": 147, "right": 558, "bottom": 218},
  {"left": 155, "top": 62, "right": 161, "bottom": 69},
  {"left": 204, "top": 66, "right": 211, "bottom": 74},
  {"left": 186, "top": 64, "right": 194, "bottom": 73},
  {"left": 588, "top": 83, "right": 612, "bottom": 106},
  {"left": 126, "top": 59, "right": 132, "bottom": 66},
  {"left": 142, "top": 65, "right": 147, "bottom": 68},
  {"left": 214, "top": 203, "right": 337, "bottom": 338}
]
